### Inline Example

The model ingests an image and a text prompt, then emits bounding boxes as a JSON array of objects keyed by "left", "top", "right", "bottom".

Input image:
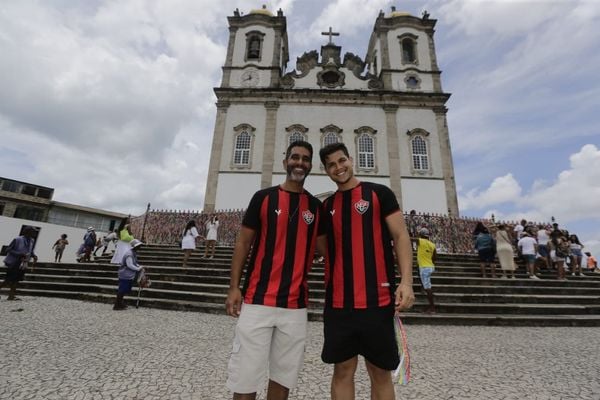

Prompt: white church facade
[{"left": 204, "top": 6, "right": 459, "bottom": 216}]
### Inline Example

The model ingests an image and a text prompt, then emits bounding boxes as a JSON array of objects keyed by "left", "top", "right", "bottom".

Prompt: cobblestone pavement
[{"left": 1, "top": 297, "right": 599, "bottom": 400}]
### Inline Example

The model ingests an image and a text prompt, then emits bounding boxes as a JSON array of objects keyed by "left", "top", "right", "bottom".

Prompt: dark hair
[
  {"left": 117, "top": 217, "right": 130, "bottom": 233},
  {"left": 286, "top": 140, "right": 313, "bottom": 162},
  {"left": 319, "top": 142, "right": 349, "bottom": 166},
  {"left": 472, "top": 221, "right": 486, "bottom": 235},
  {"left": 61, "top": 233, "right": 68, "bottom": 239},
  {"left": 185, "top": 220, "right": 196, "bottom": 232},
  {"left": 569, "top": 234, "right": 581, "bottom": 245},
  {"left": 497, "top": 224, "right": 506, "bottom": 230}
]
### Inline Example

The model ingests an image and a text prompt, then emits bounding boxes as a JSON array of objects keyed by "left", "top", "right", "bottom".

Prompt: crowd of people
[
  {"left": 471, "top": 219, "right": 598, "bottom": 279},
  {"left": 130, "top": 207, "right": 587, "bottom": 259},
  {"left": 129, "top": 209, "right": 243, "bottom": 247}
]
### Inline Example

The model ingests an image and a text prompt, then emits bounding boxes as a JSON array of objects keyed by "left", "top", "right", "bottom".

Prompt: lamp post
[{"left": 141, "top": 203, "right": 151, "bottom": 242}]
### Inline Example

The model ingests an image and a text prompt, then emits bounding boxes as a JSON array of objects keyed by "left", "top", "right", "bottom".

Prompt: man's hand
[
  {"left": 394, "top": 283, "right": 415, "bottom": 313},
  {"left": 225, "top": 287, "right": 243, "bottom": 317}
]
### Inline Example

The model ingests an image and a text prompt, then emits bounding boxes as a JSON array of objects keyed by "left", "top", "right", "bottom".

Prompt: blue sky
[{"left": 0, "top": 0, "right": 599, "bottom": 254}]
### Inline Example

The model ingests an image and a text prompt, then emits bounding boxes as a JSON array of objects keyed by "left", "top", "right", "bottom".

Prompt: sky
[{"left": 1, "top": 0, "right": 599, "bottom": 254}]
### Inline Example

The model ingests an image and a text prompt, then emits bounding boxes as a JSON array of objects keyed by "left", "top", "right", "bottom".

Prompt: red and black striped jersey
[
  {"left": 242, "top": 185, "right": 321, "bottom": 309},
  {"left": 319, "top": 182, "right": 400, "bottom": 309}
]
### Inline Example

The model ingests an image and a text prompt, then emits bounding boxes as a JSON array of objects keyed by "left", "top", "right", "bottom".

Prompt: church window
[
  {"left": 245, "top": 31, "right": 265, "bottom": 62},
  {"left": 405, "top": 75, "right": 420, "bottom": 89},
  {"left": 411, "top": 136, "right": 429, "bottom": 170},
  {"left": 285, "top": 124, "right": 309, "bottom": 148},
  {"left": 354, "top": 126, "right": 377, "bottom": 171},
  {"left": 398, "top": 34, "right": 419, "bottom": 65},
  {"left": 233, "top": 131, "right": 252, "bottom": 166},
  {"left": 357, "top": 134, "right": 375, "bottom": 169},
  {"left": 288, "top": 130, "right": 306, "bottom": 145},
  {"left": 320, "top": 125, "right": 343, "bottom": 148},
  {"left": 323, "top": 132, "right": 339, "bottom": 146}
]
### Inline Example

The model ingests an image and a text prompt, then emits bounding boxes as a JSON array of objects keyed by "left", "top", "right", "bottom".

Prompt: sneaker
[
  {"left": 529, "top": 275, "right": 540, "bottom": 279},
  {"left": 500, "top": 275, "right": 507, "bottom": 279},
  {"left": 571, "top": 273, "right": 576, "bottom": 276},
  {"left": 208, "top": 256, "right": 213, "bottom": 259}
]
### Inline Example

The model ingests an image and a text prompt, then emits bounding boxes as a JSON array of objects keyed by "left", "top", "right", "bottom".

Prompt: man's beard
[{"left": 287, "top": 165, "right": 310, "bottom": 183}]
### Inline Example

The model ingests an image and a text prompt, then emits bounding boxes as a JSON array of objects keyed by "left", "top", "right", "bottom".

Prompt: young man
[
  {"left": 518, "top": 232, "right": 539, "bottom": 279},
  {"left": 316, "top": 143, "right": 414, "bottom": 400},
  {"left": 1, "top": 227, "right": 38, "bottom": 300},
  {"left": 113, "top": 239, "right": 145, "bottom": 310},
  {"left": 414, "top": 228, "right": 437, "bottom": 314},
  {"left": 225, "top": 141, "right": 321, "bottom": 400}
]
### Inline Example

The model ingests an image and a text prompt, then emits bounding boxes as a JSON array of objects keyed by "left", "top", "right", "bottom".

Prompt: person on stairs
[
  {"left": 203, "top": 216, "right": 219, "bottom": 259},
  {"left": 414, "top": 228, "right": 437, "bottom": 314},
  {"left": 113, "top": 239, "right": 144, "bottom": 311}
]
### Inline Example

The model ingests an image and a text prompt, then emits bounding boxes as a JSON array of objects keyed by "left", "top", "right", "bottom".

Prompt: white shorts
[{"left": 226, "top": 303, "right": 308, "bottom": 394}]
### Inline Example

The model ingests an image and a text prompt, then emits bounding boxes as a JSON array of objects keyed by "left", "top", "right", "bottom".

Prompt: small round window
[{"left": 406, "top": 76, "right": 419, "bottom": 89}]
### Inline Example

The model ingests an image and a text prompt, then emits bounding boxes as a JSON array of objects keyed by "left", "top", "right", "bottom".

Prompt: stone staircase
[{"left": 3, "top": 244, "right": 600, "bottom": 326}]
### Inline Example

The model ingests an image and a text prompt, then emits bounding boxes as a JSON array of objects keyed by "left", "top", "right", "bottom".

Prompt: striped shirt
[
  {"left": 242, "top": 186, "right": 321, "bottom": 309},
  {"left": 320, "top": 182, "right": 400, "bottom": 309}
]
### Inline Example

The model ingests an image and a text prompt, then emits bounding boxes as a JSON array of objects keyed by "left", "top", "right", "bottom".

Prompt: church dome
[
  {"left": 389, "top": 10, "right": 411, "bottom": 17},
  {"left": 249, "top": 5, "right": 273, "bottom": 16}
]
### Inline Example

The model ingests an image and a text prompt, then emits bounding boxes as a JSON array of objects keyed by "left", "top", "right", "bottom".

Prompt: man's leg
[
  {"left": 7, "top": 282, "right": 18, "bottom": 300},
  {"left": 268, "top": 308, "right": 307, "bottom": 400},
  {"left": 365, "top": 359, "right": 395, "bottom": 400},
  {"left": 266, "top": 380, "right": 289, "bottom": 400},
  {"left": 425, "top": 289, "right": 435, "bottom": 313},
  {"left": 332, "top": 357, "right": 358, "bottom": 400}
]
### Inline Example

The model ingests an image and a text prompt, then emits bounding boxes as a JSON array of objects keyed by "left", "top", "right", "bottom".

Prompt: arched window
[
  {"left": 245, "top": 31, "right": 265, "bottom": 61},
  {"left": 398, "top": 34, "right": 419, "bottom": 65},
  {"left": 234, "top": 131, "right": 251, "bottom": 166},
  {"left": 354, "top": 126, "right": 377, "bottom": 171},
  {"left": 285, "top": 124, "right": 309, "bottom": 148},
  {"left": 411, "top": 136, "right": 429, "bottom": 170},
  {"left": 323, "top": 132, "right": 339, "bottom": 146},
  {"left": 320, "top": 124, "right": 343, "bottom": 148},
  {"left": 288, "top": 131, "right": 306, "bottom": 145},
  {"left": 357, "top": 134, "right": 375, "bottom": 169}
]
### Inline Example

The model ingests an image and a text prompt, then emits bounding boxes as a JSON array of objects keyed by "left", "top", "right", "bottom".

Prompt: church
[{"left": 203, "top": 5, "right": 458, "bottom": 216}]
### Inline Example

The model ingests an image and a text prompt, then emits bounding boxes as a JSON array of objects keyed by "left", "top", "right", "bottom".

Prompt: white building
[{"left": 204, "top": 6, "right": 458, "bottom": 216}]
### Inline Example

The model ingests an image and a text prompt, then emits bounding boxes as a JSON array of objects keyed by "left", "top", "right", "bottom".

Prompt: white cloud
[
  {"left": 461, "top": 144, "right": 600, "bottom": 254},
  {"left": 459, "top": 173, "right": 522, "bottom": 210}
]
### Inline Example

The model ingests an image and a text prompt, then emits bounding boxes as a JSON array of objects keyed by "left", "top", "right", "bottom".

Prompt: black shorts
[
  {"left": 321, "top": 306, "right": 399, "bottom": 371},
  {"left": 4, "top": 267, "right": 26, "bottom": 283}
]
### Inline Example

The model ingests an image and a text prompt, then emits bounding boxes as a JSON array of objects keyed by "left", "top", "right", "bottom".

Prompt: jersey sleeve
[
  {"left": 375, "top": 184, "right": 400, "bottom": 217},
  {"left": 242, "top": 191, "right": 265, "bottom": 230}
]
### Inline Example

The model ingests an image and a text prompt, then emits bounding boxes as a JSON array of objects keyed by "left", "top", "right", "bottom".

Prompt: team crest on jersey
[
  {"left": 302, "top": 210, "right": 315, "bottom": 225},
  {"left": 354, "top": 199, "right": 370, "bottom": 215}
]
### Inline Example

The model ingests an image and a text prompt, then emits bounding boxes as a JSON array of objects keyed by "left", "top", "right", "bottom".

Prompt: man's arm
[
  {"left": 225, "top": 226, "right": 256, "bottom": 317},
  {"left": 385, "top": 211, "right": 414, "bottom": 312}
]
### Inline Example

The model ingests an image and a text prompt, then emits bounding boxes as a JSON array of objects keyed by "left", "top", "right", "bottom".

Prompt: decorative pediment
[
  {"left": 343, "top": 52, "right": 365, "bottom": 77},
  {"left": 285, "top": 124, "right": 308, "bottom": 133},
  {"left": 296, "top": 50, "right": 319, "bottom": 75}
]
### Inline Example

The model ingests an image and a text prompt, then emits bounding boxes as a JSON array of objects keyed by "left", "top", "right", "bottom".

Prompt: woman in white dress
[
  {"left": 495, "top": 224, "right": 516, "bottom": 279},
  {"left": 181, "top": 220, "right": 199, "bottom": 268},
  {"left": 111, "top": 218, "right": 134, "bottom": 264},
  {"left": 203, "top": 216, "right": 219, "bottom": 259}
]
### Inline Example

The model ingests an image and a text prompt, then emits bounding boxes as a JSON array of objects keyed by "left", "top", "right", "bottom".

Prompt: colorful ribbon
[{"left": 393, "top": 315, "right": 411, "bottom": 385}]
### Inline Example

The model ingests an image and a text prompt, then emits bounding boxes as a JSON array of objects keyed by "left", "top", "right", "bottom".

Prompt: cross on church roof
[{"left": 321, "top": 27, "right": 340, "bottom": 44}]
